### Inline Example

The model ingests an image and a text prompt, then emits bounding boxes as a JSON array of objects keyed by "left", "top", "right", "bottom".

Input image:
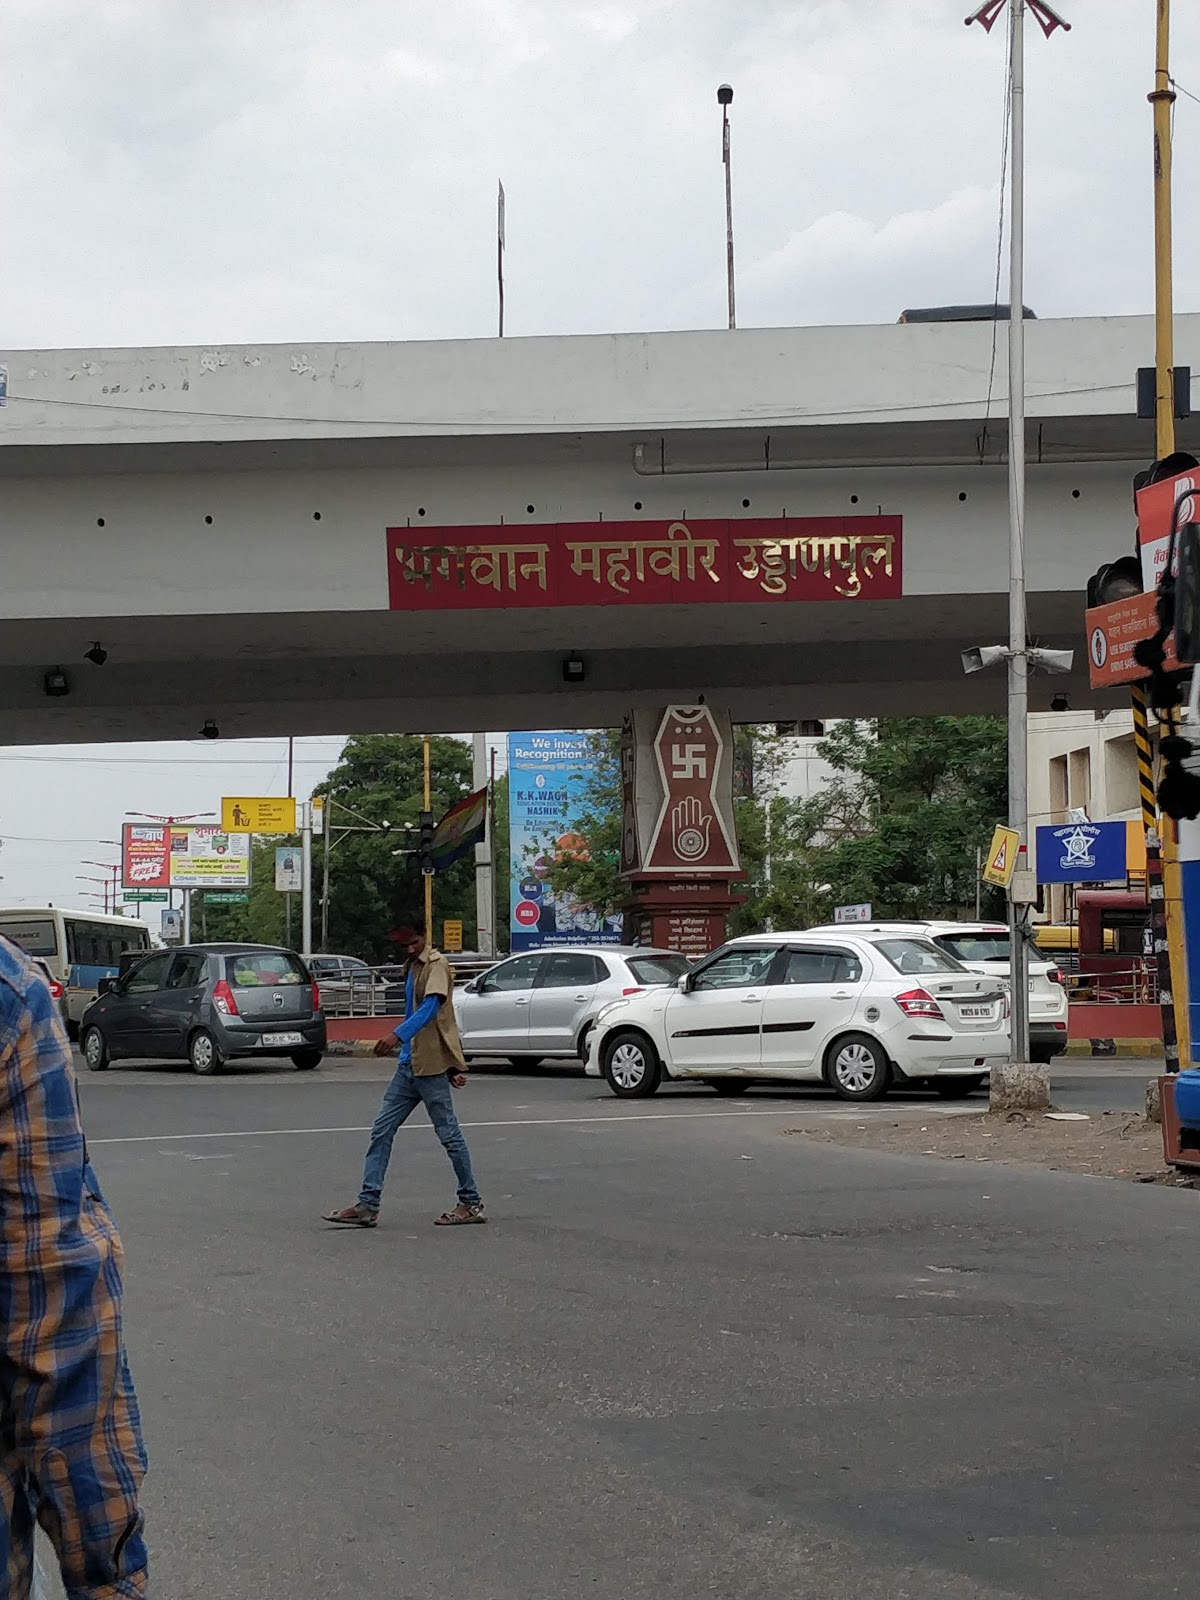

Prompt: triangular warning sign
[{"left": 989, "top": 838, "right": 1008, "bottom": 875}]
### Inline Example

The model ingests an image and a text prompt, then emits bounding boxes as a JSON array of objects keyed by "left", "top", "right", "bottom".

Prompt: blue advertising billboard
[
  {"left": 507, "top": 731, "right": 622, "bottom": 952},
  {"left": 1036, "top": 821, "right": 1127, "bottom": 884}
]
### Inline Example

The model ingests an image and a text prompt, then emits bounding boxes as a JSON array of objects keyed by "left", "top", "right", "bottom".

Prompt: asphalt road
[{"left": 78, "top": 1057, "right": 1191, "bottom": 1600}]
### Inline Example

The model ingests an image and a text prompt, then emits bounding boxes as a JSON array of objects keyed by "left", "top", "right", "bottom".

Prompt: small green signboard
[
  {"left": 122, "top": 890, "right": 169, "bottom": 903},
  {"left": 205, "top": 891, "right": 250, "bottom": 904}
]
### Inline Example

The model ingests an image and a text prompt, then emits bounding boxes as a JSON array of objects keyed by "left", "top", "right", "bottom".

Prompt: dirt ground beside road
[{"left": 786, "top": 1105, "right": 1190, "bottom": 1184}]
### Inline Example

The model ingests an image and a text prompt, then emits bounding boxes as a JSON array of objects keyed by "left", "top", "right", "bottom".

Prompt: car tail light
[
  {"left": 48, "top": 977, "right": 64, "bottom": 1000},
  {"left": 311, "top": 982, "right": 321, "bottom": 1011},
  {"left": 1048, "top": 968, "right": 1065, "bottom": 986},
  {"left": 212, "top": 979, "right": 239, "bottom": 1017},
  {"left": 895, "top": 987, "right": 945, "bottom": 1020},
  {"left": 622, "top": 986, "right": 645, "bottom": 996}
]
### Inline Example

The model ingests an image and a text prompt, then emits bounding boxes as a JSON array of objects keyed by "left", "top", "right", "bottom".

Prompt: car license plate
[
  {"left": 959, "top": 1004, "right": 993, "bottom": 1020},
  {"left": 269, "top": 1031, "right": 304, "bottom": 1046}
]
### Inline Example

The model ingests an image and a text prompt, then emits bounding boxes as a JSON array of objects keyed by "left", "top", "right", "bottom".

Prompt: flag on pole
[{"left": 429, "top": 786, "right": 488, "bottom": 872}]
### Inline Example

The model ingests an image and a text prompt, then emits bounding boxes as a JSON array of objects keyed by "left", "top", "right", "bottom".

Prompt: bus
[{"left": 0, "top": 907, "right": 153, "bottom": 1034}]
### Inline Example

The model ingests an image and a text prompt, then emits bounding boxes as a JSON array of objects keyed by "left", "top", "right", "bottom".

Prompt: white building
[{"left": 778, "top": 712, "right": 1143, "bottom": 922}]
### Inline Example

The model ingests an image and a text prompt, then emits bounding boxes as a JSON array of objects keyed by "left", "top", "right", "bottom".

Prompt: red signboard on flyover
[{"left": 386, "top": 516, "right": 902, "bottom": 610}]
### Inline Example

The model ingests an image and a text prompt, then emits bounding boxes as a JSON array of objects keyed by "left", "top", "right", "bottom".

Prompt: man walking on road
[
  {"left": 323, "top": 914, "right": 486, "bottom": 1229},
  {"left": 0, "top": 935, "right": 149, "bottom": 1598}
]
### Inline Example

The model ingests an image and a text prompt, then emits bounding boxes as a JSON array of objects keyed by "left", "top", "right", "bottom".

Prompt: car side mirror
[
  {"left": 97, "top": 976, "right": 116, "bottom": 996},
  {"left": 677, "top": 972, "right": 693, "bottom": 993},
  {"left": 462, "top": 978, "right": 479, "bottom": 994}
]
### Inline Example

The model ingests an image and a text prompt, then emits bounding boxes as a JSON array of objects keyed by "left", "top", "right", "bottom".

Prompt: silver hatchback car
[{"left": 453, "top": 945, "right": 690, "bottom": 1068}]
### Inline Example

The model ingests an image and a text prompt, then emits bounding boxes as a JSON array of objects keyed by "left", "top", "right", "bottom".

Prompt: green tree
[
  {"left": 194, "top": 736, "right": 486, "bottom": 960},
  {"left": 810, "top": 717, "right": 1008, "bottom": 919},
  {"left": 315, "top": 735, "right": 476, "bottom": 960},
  {"left": 535, "top": 726, "right": 832, "bottom": 934}
]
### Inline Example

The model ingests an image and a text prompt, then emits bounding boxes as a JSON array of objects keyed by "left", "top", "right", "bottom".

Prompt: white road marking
[{"left": 90, "top": 1104, "right": 881, "bottom": 1146}]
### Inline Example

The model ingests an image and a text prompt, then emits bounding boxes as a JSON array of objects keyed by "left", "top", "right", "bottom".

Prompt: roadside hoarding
[
  {"left": 221, "top": 796, "right": 298, "bottom": 833},
  {"left": 123, "top": 824, "right": 249, "bottom": 889},
  {"left": 274, "top": 847, "right": 302, "bottom": 892},
  {"left": 121, "top": 824, "right": 170, "bottom": 888},
  {"left": 168, "top": 826, "right": 250, "bottom": 888},
  {"left": 508, "top": 731, "right": 622, "bottom": 953}
]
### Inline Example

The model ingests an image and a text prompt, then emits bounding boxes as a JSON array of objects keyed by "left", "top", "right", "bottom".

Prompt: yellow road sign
[
  {"left": 443, "top": 919, "right": 464, "bottom": 954},
  {"left": 982, "top": 825, "right": 1021, "bottom": 889},
  {"left": 221, "top": 796, "right": 297, "bottom": 834}
]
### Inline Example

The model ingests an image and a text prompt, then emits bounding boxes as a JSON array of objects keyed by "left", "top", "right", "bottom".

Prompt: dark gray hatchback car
[{"left": 80, "top": 943, "right": 326, "bottom": 1074}]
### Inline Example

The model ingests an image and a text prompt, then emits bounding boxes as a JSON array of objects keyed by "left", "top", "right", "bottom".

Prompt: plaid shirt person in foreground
[{"left": 0, "top": 935, "right": 148, "bottom": 1598}]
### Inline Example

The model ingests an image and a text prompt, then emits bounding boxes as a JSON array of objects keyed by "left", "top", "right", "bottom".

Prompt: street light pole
[
  {"left": 717, "top": 84, "right": 736, "bottom": 330},
  {"left": 1006, "top": 0, "right": 1030, "bottom": 1069},
  {"left": 966, "top": 0, "right": 1070, "bottom": 1080}
]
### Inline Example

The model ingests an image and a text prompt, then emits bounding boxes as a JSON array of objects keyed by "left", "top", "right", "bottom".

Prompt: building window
[
  {"left": 1104, "top": 735, "right": 1138, "bottom": 816},
  {"left": 1068, "top": 748, "right": 1092, "bottom": 815},
  {"left": 1049, "top": 754, "right": 1068, "bottom": 821}
]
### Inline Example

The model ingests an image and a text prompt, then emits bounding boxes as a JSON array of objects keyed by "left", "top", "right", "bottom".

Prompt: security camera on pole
[{"left": 964, "top": 0, "right": 1071, "bottom": 1110}]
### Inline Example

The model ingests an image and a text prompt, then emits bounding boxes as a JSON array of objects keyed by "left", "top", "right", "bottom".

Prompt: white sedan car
[
  {"left": 806, "top": 919, "right": 1068, "bottom": 1063},
  {"left": 585, "top": 929, "right": 1009, "bottom": 1101}
]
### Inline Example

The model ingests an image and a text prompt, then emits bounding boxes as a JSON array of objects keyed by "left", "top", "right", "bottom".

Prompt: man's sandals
[{"left": 434, "top": 1203, "right": 487, "bottom": 1226}]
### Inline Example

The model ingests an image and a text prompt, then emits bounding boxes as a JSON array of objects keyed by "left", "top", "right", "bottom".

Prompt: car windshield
[
  {"left": 228, "top": 952, "right": 307, "bottom": 986},
  {"left": 626, "top": 953, "right": 690, "bottom": 985},
  {"left": 871, "top": 937, "right": 967, "bottom": 976},
  {"left": 934, "top": 932, "right": 1010, "bottom": 962}
]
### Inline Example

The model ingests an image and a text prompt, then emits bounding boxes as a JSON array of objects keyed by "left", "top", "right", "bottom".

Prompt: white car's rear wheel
[
  {"left": 601, "top": 1031, "right": 662, "bottom": 1098},
  {"left": 825, "top": 1033, "right": 890, "bottom": 1101}
]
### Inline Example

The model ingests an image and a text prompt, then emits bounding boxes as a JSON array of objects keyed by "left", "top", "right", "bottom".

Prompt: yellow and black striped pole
[{"left": 1134, "top": 684, "right": 1179, "bottom": 1071}]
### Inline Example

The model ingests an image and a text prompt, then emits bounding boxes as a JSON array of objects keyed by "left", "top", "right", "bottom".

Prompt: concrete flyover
[{"left": 2, "top": 314, "right": 1198, "bottom": 744}]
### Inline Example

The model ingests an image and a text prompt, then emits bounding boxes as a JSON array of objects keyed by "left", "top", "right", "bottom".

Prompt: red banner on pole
[{"left": 386, "top": 516, "right": 902, "bottom": 611}]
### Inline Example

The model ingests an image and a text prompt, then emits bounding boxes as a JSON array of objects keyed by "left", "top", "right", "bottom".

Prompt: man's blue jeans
[{"left": 358, "top": 1061, "right": 482, "bottom": 1211}]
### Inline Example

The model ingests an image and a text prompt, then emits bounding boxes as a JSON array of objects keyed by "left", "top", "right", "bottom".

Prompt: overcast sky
[{"left": 2, "top": 0, "right": 1198, "bottom": 909}]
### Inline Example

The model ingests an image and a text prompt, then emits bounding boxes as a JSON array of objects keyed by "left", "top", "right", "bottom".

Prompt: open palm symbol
[{"left": 671, "top": 796, "right": 711, "bottom": 861}]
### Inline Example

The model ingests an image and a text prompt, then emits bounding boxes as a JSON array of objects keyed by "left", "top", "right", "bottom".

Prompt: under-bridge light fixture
[{"left": 562, "top": 655, "right": 587, "bottom": 684}]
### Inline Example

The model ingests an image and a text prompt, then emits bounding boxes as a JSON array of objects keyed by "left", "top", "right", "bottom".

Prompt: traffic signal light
[
  {"left": 1086, "top": 556, "right": 1141, "bottom": 609},
  {"left": 419, "top": 810, "right": 435, "bottom": 876},
  {"left": 1126, "top": 454, "right": 1200, "bottom": 820}
]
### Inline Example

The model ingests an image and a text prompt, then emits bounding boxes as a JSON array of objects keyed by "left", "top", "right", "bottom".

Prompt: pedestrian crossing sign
[{"left": 982, "top": 825, "right": 1020, "bottom": 889}]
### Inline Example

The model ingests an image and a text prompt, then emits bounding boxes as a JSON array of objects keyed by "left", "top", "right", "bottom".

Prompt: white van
[{"left": 0, "top": 907, "right": 153, "bottom": 1035}]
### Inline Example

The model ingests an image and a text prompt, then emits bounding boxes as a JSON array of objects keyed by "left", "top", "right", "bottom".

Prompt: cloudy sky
[{"left": 1, "top": 0, "right": 1198, "bottom": 910}]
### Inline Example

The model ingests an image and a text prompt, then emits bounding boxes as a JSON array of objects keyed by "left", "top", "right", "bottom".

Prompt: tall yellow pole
[
  {"left": 422, "top": 735, "right": 433, "bottom": 934},
  {"left": 1149, "top": 0, "right": 1188, "bottom": 1066}
]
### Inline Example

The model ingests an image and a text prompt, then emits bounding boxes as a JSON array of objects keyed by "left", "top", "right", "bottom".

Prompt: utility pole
[
  {"left": 717, "top": 84, "right": 736, "bottom": 329},
  {"left": 473, "top": 732, "right": 494, "bottom": 955},
  {"left": 301, "top": 801, "right": 313, "bottom": 957},
  {"left": 321, "top": 797, "right": 331, "bottom": 951},
  {"left": 965, "top": 0, "right": 1070, "bottom": 1090},
  {"left": 1148, "top": 0, "right": 1190, "bottom": 1067}
]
